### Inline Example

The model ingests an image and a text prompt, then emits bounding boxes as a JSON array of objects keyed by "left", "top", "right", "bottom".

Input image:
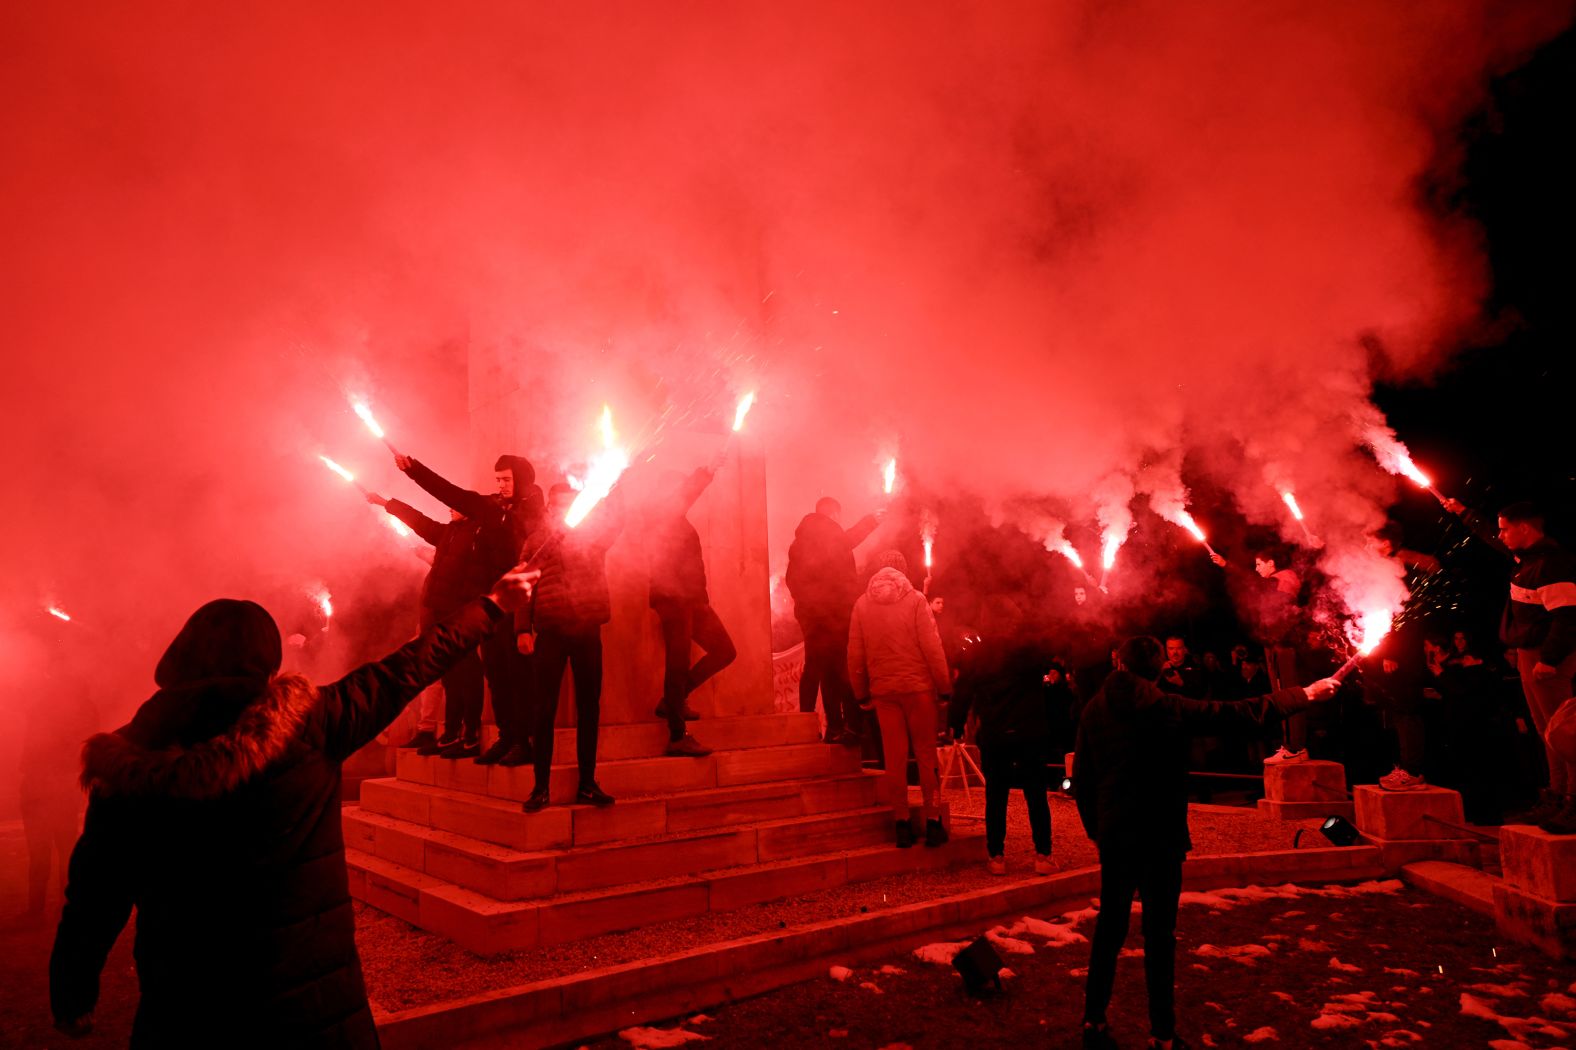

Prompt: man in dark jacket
[
  {"left": 1074, "top": 635, "right": 1336, "bottom": 1050},
  {"left": 648, "top": 466, "right": 730, "bottom": 757},
  {"left": 520, "top": 483, "right": 624, "bottom": 811},
  {"left": 786, "top": 497, "right": 881, "bottom": 746},
  {"left": 1444, "top": 498, "right": 1576, "bottom": 832},
  {"left": 366, "top": 493, "right": 490, "bottom": 754},
  {"left": 395, "top": 450, "right": 545, "bottom": 765},
  {"left": 49, "top": 573, "right": 537, "bottom": 1048}
]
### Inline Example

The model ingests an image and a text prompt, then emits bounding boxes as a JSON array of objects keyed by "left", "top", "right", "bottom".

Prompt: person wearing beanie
[
  {"left": 848, "top": 549, "right": 951, "bottom": 848},
  {"left": 519, "top": 483, "right": 624, "bottom": 812},
  {"left": 49, "top": 574, "right": 537, "bottom": 1048},
  {"left": 394, "top": 449, "right": 546, "bottom": 766},
  {"left": 1074, "top": 635, "right": 1338, "bottom": 1050}
]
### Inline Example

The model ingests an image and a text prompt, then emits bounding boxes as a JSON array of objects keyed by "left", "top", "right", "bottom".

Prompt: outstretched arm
[
  {"left": 382, "top": 498, "right": 447, "bottom": 547},
  {"left": 844, "top": 514, "right": 881, "bottom": 549},
  {"left": 400, "top": 456, "right": 496, "bottom": 520}
]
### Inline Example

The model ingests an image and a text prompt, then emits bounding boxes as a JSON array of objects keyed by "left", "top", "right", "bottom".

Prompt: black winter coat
[
  {"left": 385, "top": 499, "right": 490, "bottom": 616},
  {"left": 785, "top": 511, "right": 880, "bottom": 625},
  {"left": 949, "top": 639, "right": 1051, "bottom": 750},
  {"left": 524, "top": 495, "right": 624, "bottom": 635},
  {"left": 403, "top": 458, "right": 544, "bottom": 583},
  {"left": 648, "top": 468, "right": 713, "bottom": 611},
  {"left": 1074, "top": 669, "right": 1307, "bottom": 856},
  {"left": 50, "top": 598, "right": 505, "bottom": 1049}
]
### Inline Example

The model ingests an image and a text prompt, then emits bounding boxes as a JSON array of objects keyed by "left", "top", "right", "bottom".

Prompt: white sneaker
[
  {"left": 986, "top": 855, "right": 1007, "bottom": 876},
  {"left": 1263, "top": 746, "right": 1308, "bottom": 766},
  {"left": 1033, "top": 854, "right": 1058, "bottom": 876},
  {"left": 1379, "top": 766, "right": 1427, "bottom": 792}
]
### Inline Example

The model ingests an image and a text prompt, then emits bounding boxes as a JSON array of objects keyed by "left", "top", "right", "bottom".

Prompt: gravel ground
[
  {"left": 583, "top": 881, "right": 1576, "bottom": 1050},
  {"left": 356, "top": 791, "right": 1307, "bottom": 1012}
]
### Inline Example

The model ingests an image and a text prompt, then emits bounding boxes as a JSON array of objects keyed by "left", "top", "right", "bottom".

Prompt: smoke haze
[{"left": 2, "top": 2, "right": 1570, "bottom": 752}]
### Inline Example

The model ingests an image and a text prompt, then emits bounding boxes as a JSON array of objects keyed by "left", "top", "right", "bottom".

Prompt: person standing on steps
[{"left": 848, "top": 550, "right": 951, "bottom": 849}]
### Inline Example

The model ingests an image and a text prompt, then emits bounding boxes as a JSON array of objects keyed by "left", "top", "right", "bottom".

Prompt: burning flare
[
  {"left": 1101, "top": 534, "right": 1123, "bottom": 572},
  {"left": 319, "top": 455, "right": 355, "bottom": 484},
  {"left": 314, "top": 588, "right": 333, "bottom": 620},
  {"left": 385, "top": 516, "right": 412, "bottom": 539},
  {"left": 565, "top": 405, "right": 630, "bottom": 528},
  {"left": 1280, "top": 491, "right": 1305, "bottom": 522},
  {"left": 1054, "top": 541, "right": 1084, "bottom": 571},
  {"left": 882, "top": 458, "right": 897, "bottom": 495},
  {"left": 920, "top": 509, "right": 937, "bottom": 570},
  {"left": 46, "top": 605, "right": 71, "bottom": 622},
  {"left": 731, "top": 391, "right": 756, "bottom": 432},
  {"left": 351, "top": 401, "right": 386, "bottom": 440}
]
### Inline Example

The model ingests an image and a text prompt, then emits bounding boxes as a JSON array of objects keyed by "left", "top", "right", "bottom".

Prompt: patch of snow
[
  {"left": 1377, "top": 1032, "right": 1422, "bottom": 1046},
  {"left": 877, "top": 965, "right": 906, "bottom": 976},
  {"left": 1367, "top": 1012, "right": 1401, "bottom": 1023},
  {"left": 829, "top": 965, "right": 854, "bottom": 982},
  {"left": 1243, "top": 1027, "right": 1277, "bottom": 1043},
  {"left": 1384, "top": 967, "right": 1421, "bottom": 977},
  {"left": 1486, "top": 1042, "right": 1532, "bottom": 1050},
  {"left": 1329, "top": 957, "right": 1363, "bottom": 973},
  {"left": 1013, "top": 916, "right": 1088, "bottom": 947},
  {"left": 999, "top": 967, "right": 1017, "bottom": 980},
  {"left": 986, "top": 926, "right": 1036, "bottom": 955},
  {"left": 858, "top": 982, "right": 884, "bottom": 994},
  {"left": 618, "top": 1026, "right": 710, "bottom": 1049},
  {"left": 1539, "top": 992, "right": 1576, "bottom": 1017},
  {"left": 1271, "top": 991, "right": 1295, "bottom": 1002},
  {"left": 1194, "top": 943, "right": 1272, "bottom": 965},
  {"left": 911, "top": 941, "right": 971, "bottom": 966},
  {"left": 687, "top": 1015, "right": 712, "bottom": 1025},
  {"left": 1118, "top": 947, "right": 1145, "bottom": 959},
  {"left": 1310, "top": 1011, "right": 1361, "bottom": 1030},
  {"left": 1297, "top": 938, "right": 1333, "bottom": 952},
  {"left": 1466, "top": 983, "right": 1529, "bottom": 998}
]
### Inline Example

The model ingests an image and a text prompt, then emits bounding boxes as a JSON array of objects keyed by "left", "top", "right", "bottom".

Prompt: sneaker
[
  {"left": 654, "top": 700, "right": 700, "bottom": 721},
  {"left": 522, "top": 788, "right": 550, "bottom": 813},
  {"left": 665, "top": 734, "right": 712, "bottom": 757},
  {"left": 577, "top": 782, "right": 616, "bottom": 807},
  {"left": 834, "top": 728, "right": 863, "bottom": 748},
  {"left": 986, "top": 855, "right": 1007, "bottom": 876},
  {"left": 896, "top": 820, "right": 915, "bottom": 849},
  {"left": 1034, "top": 853, "right": 1059, "bottom": 875},
  {"left": 496, "top": 743, "right": 533, "bottom": 767},
  {"left": 439, "top": 736, "right": 480, "bottom": 759},
  {"left": 924, "top": 818, "right": 948, "bottom": 848},
  {"left": 1538, "top": 796, "right": 1576, "bottom": 836},
  {"left": 419, "top": 733, "right": 458, "bottom": 757},
  {"left": 401, "top": 729, "right": 438, "bottom": 751},
  {"left": 475, "top": 739, "right": 512, "bottom": 766},
  {"left": 1082, "top": 1023, "right": 1118, "bottom": 1049},
  {"left": 1379, "top": 766, "right": 1427, "bottom": 792},
  {"left": 1263, "top": 746, "right": 1308, "bottom": 766}
]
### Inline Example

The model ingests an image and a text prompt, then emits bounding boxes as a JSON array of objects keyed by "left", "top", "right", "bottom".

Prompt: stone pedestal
[
  {"left": 1257, "top": 760, "right": 1353, "bottom": 822},
  {"left": 1494, "top": 824, "right": 1576, "bottom": 960},
  {"left": 1351, "top": 784, "right": 1477, "bottom": 871}
]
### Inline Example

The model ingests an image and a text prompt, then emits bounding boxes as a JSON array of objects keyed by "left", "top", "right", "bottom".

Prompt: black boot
[
  {"left": 497, "top": 742, "right": 533, "bottom": 767},
  {"left": 439, "top": 735, "right": 480, "bottom": 759},
  {"left": 925, "top": 818, "right": 949, "bottom": 848},
  {"left": 895, "top": 820, "right": 915, "bottom": 848},
  {"left": 475, "top": 738, "right": 512, "bottom": 765},
  {"left": 401, "top": 729, "right": 438, "bottom": 751},
  {"left": 577, "top": 781, "right": 616, "bottom": 807},
  {"left": 522, "top": 787, "right": 550, "bottom": 813}
]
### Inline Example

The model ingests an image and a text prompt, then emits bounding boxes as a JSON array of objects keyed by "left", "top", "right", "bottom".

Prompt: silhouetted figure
[
  {"left": 20, "top": 679, "right": 97, "bottom": 918},
  {"left": 49, "top": 574, "right": 535, "bottom": 1047}
]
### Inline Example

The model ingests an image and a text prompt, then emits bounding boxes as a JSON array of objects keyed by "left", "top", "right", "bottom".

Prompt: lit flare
[
  {"left": 46, "top": 605, "right": 71, "bottom": 622},
  {"left": 352, "top": 401, "right": 385, "bottom": 440},
  {"left": 565, "top": 405, "right": 629, "bottom": 528},
  {"left": 1281, "top": 491, "right": 1304, "bottom": 521},
  {"left": 732, "top": 391, "right": 756, "bottom": 432},
  {"left": 319, "top": 455, "right": 355, "bottom": 484},
  {"left": 883, "top": 458, "right": 897, "bottom": 495}
]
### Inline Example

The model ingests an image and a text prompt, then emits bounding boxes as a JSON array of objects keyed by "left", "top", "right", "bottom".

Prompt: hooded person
[
  {"left": 48, "top": 574, "right": 536, "bottom": 1048},
  {"left": 785, "top": 497, "right": 881, "bottom": 746},
  {"left": 394, "top": 449, "right": 545, "bottom": 765},
  {"left": 1073, "top": 635, "right": 1336, "bottom": 1050},
  {"left": 847, "top": 550, "right": 951, "bottom": 848}
]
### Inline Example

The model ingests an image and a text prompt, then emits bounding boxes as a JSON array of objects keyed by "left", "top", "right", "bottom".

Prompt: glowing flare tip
[
  {"left": 1101, "top": 535, "right": 1122, "bottom": 571},
  {"left": 566, "top": 407, "right": 629, "bottom": 528},
  {"left": 46, "top": 605, "right": 71, "bottom": 622},
  {"left": 882, "top": 458, "right": 897, "bottom": 495},
  {"left": 386, "top": 516, "right": 412, "bottom": 538},
  {"left": 351, "top": 401, "right": 385, "bottom": 440},
  {"left": 1055, "top": 542, "right": 1084, "bottom": 570},
  {"left": 1174, "top": 511, "right": 1207, "bottom": 544},
  {"left": 923, "top": 537, "right": 934, "bottom": 569},
  {"left": 731, "top": 391, "right": 756, "bottom": 432},
  {"left": 1281, "top": 491, "right": 1305, "bottom": 521},
  {"left": 315, "top": 591, "right": 333, "bottom": 619},
  {"left": 319, "top": 456, "right": 355, "bottom": 483},
  {"left": 1395, "top": 453, "right": 1432, "bottom": 490},
  {"left": 598, "top": 404, "right": 616, "bottom": 449}
]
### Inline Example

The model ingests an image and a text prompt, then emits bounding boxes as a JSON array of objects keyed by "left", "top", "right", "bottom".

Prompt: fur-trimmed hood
[{"left": 81, "top": 674, "right": 318, "bottom": 800}]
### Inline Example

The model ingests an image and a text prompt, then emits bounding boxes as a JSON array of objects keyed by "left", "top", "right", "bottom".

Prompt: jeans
[
  {"left": 531, "top": 627, "right": 604, "bottom": 789},
  {"left": 422, "top": 608, "right": 483, "bottom": 739},
  {"left": 981, "top": 734, "right": 1051, "bottom": 856},
  {"left": 873, "top": 691, "right": 940, "bottom": 821},
  {"left": 657, "top": 602, "right": 736, "bottom": 740},
  {"left": 482, "top": 617, "right": 533, "bottom": 746},
  {"left": 1517, "top": 647, "right": 1576, "bottom": 794},
  {"left": 1084, "top": 847, "right": 1185, "bottom": 1041}
]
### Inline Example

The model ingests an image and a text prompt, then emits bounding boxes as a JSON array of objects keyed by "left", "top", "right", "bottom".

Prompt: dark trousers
[
  {"left": 980, "top": 736, "right": 1051, "bottom": 856},
  {"left": 21, "top": 791, "right": 78, "bottom": 912},
  {"left": 532, "top": 627, "right": 604, "bottom": 789},
  {"left": 1084, "top": 848, "right": 1185, "bottom": 1041},
  {"left": 423, "top": 607, "right": 485, "bottom": 740},
  {"left": 482, "top": 618, "right": 533, "bottom": 746},
  {"left": 798, "top": 615, "right": 858, "bottom": 737},
  {"left": 658, "top": 602, "right": 736, "bottom": 740}
]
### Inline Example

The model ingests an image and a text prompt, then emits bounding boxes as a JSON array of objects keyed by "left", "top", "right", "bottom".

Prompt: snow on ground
[
  {"left": 829, "top": 965, "right": 854, "bottom": 982},
  {"left": 618, "top": 1025, "right": 710, "bottom": 1048},
  {"left": 911, "top": 941, "right": 971, "bottom": 966}
]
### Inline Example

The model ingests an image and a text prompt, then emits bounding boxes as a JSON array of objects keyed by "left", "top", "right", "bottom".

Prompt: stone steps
[
  {"left": 344, "top": 802, "right": 899, "bottom": 900},
  {"left": 396, "top": 739, "right": 865, "bottom": 806},
  {"left": 359, "top": 771, "right": 884, "bottom": 851},
  {"left": 347, "top": 818, "right": 982, "bottom": 955}
]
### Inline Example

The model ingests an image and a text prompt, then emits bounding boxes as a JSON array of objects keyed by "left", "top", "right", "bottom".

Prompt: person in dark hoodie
[
  {"left": 786, "top": 497, "right": 882, "bottom": 746},
  {"left": 365, "top": 494, "right": 490, "bottom": 755},
  {"left": 519, "top": 483, "right": 625, "bottom": 812},
  {"left": 1074, "top": 635, "right": 1337, "bottom": 1050},
  {"left": 395, "top": 450, "right": 545, "bottom": 765},
  {"left": 48, "top": 572, "right": 538, "bottom": 1047},
  {"left": 848, "top": 550, "right": 951, "bottom": 848},
  {"left": 647, "top": 466, "right": 730, "bottom": 757},
  {"left": 1443, "top": 498, "right": 1576, "bottom": 833}
]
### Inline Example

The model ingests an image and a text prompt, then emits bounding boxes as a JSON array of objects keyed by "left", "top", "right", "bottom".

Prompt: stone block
[
  {"left": 537, "top": 883, "right": 710, "bottom": 946},
  {"left": 586, "top": 755, "right": 719, "bottom": 802},
  {"left": 755, "top": 809, "right": 891, "bottom": 862},
  {"left": 707, "top": 856, "right": 848, "bottom": 911},
  {"left": 429, "top": 756, "right": 492, "bottom": 796},
  {"left": 419, "top": 884, "right": 540, "bottom": 956},
  {"left": 555, "top": 828, "right": 757, "bottom": 892},
  {"left": 1499, "top": 824, "right": 1576, "bottom": 903},
  {"left": 570, "top": 797, "right": 668, "bottom": 846},
  {"left": 1256, "top": 798, "right": 1354, "bottom": 822},
  {"left": 714, "top": 743, "right": 855, "bottom": 787},
  {"left": 1361, "top": 833, "right": 1478, "bottom": 872},
  {"left": 394, "top": 750, "right": 436, "bottom": 786},
  {"left": 1353, "top": 784, "right": 1465, "bottom": 841},
  {"left": 361, "top": 778, "right": 432, "bottom": 824},
  {"left": 1494, "top": 881, "right": 1576, "bottom": 961},
  {"left": 1401, "top": 861, "right": 1496, "bottom": 919},
  {"left": 1263, "top": 760, "right": 1347, "bottom": 803},
  {"left": 422, "top": 838, "right": 557, "bottom": 901},
  {"left": 798, "top": 773, "right": 882, "bottom": 814},
  {"left": 428, "top": 791, "right": 573, "bottom": 852},
  {"left": 664, "top": 782, "right": 806, "bottom": 833}
]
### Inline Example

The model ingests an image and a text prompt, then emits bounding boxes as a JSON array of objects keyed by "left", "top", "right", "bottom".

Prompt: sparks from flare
[
  {"left": 1333, "top": 610, "right": 1395, "bottom": 680},
  {"left": 882, "top": 458, "right": 897, "bottom": 495},
  {"left": 731, "top": 391, "right": 756, "bottom": 432}
]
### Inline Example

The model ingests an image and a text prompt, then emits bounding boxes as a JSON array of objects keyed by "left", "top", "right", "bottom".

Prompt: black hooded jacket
[
  {"left": 1073, "top": 669, "right": 1307, "bottom": 856},
  {"left": 648, "top": 467, "right": 714, "bottom": 611},
  {"left": 785, "top": 511, "right": 880, "bottom": 625},
  {"left": 384, "top": 500, "right": 489, "bottom": 617},
  {"left": 402, "top": 456, "right": 545, "bottom": 583},
  {"left": 49, "top": 596, "right": 504, "bottom": 1049}
]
